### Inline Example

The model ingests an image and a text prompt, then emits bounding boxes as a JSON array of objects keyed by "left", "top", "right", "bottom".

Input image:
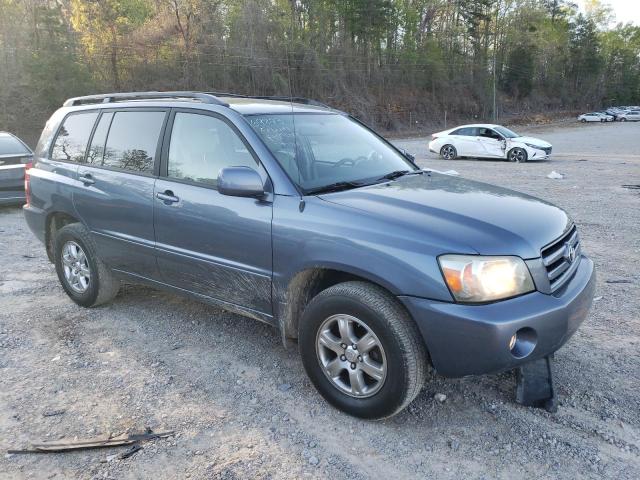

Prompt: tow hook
[{"left": 515, "top": 355, "right": 558, "bottom": 413}]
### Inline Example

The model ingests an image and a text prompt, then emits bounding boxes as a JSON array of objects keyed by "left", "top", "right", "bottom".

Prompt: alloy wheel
[
  {"left": 61, "top": 241, "right": 91, "bottom": 293},
  {"left": 315, "top": 314, "right": 387, "bottom": 398},
  {"left": 441, "top": 146, "right": 455, "bottom": 160},
  {"left": 509, "top": 148, "right": 526, "bottom": 162}
]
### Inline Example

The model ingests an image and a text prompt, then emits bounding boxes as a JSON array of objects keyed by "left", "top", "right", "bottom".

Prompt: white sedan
[
  {"left": 578, "top": 112, "right": 614, "bottom": 122},
  {"left": 428, "top": 124, "right": 552, "bottom": 162}
]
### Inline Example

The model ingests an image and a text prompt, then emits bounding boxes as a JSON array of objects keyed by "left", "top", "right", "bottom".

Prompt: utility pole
[{"left": 492, "top": 1, "right": 500, "bottom": 123}]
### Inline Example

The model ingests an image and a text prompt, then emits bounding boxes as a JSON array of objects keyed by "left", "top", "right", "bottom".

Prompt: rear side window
[
  {"left": 0, "top": 134, "right": 30, "bottom": 155},
  {"left": 101, "top": 111, "right": 165, "bottom": 173},
  {"left": 51, "top": 112, "right": 99, "bottom": 162},
  {"left": 452, "top": 127, "right": 476, "bottom": 136},
  {"left": 167, "top": 112, "right": 256, "bottom": 185}
]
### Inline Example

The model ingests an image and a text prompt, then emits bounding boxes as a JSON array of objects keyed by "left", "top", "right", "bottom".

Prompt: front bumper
[
  {"left": 399, "top": 256, "right": 595, "bottom": 377},
  {"left": 526, "top": 146, "right": 552, "bottom": 160}
]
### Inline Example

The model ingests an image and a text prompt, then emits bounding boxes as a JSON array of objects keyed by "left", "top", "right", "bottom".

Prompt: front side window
[
  {"left": 478, "top": 128, "right": 502, "bottom": 140},
  {"left": 51, "top": 112, "right": 99, "bottom": 162},
  {"left": 167, "top": 112, "right": 256, "bottom": 185},
  {"left": 102, "top": 111, "right": 165, "bottom": 173},
  {"left": 246, "top": 113, "right": 416, "bottom": 192}
]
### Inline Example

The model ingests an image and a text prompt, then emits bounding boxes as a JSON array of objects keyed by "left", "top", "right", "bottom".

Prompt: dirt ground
[{"left": 1, "top": 121, "right": 639, "bottom": 479}]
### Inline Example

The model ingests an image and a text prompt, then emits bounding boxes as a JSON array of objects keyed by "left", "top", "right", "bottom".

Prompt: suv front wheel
[
  {"left": 54, "top": 223, "right": 120, "bottom": 307},
  {"left": 299, "top": 281, "right": 428, "bottom": 419}
]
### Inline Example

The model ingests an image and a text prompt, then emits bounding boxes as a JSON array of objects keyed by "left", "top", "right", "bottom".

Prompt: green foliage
[{"left": 1, "top": 0, "right": 640, "bottom": 141}]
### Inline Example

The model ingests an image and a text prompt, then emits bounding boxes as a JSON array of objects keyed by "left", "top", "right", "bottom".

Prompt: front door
[
  {"left": 73, "top": 109, "right": 167, "bottom": 279},
  {"left": 154, "top": 110, "right": 273, "bottom": 315},
  {"left": 476, "top": 128, "right": 506, "bottom": 157}
]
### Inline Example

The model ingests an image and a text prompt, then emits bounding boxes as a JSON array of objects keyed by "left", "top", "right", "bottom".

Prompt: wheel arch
[
  {"left": 276, "top": 266, "right": 403, "bottom": 343},
  {"left": 45, "top": 211, "right": 81, "bottom": 262}
]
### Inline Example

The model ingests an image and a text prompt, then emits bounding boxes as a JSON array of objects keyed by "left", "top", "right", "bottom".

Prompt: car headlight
[
  {"left": 438, "top": 255, "right": 535, "bottom": 303},
  {"left": 524, "top": 143, "right": 544, "bottom": 150}
]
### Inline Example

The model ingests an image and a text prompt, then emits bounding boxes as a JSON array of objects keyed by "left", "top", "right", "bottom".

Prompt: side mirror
[{"left": 218, "top": 166, "right": 265, "bottom": 198}]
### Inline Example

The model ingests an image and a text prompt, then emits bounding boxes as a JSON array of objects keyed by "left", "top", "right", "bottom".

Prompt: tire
[
  {"left": 580, "top": 119, "right": 587, "bottom": 123},
  {"left": 54, "top": 223, "right": 120, "bottom": 307},
  {"left": 440, "top": 144, "right": 457, "bottom": 160},
  {"left": 507, "top": 147, "right": 528, "bottom": 163},
  {"left": 298, "top": 281, "right": 428, "bottom": 419},
  {"left": 620, "top": 117, "right": 627, "bottom": 122}
]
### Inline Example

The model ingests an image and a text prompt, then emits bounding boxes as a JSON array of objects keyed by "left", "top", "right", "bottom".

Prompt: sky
[{"left": 576, "top": 0, "right": 640, "bottom": 25}]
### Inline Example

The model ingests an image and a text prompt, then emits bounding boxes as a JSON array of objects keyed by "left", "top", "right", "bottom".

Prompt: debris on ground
[
  {"left": 605, "top": 279, "right": 633, "bottom": 284},
  {"left": 42, "top": 409, "right": 66, "bottom": 417},
  {"left": 621, "top": 184, "right": 640, "bottom": 190},
  {"left": 434, "top": 393, "right": 447, "bottom": 403},
  {"left": 547, "top": 171, "right": 564, "bottom": 179},
  {"left": 7, "top": 429, "right": 173, "bottom": 454},
  {"left": 442, "top": 170, "right": 460, "bottom": 176}
]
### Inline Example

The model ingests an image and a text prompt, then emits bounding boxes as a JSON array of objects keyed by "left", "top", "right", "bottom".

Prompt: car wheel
[
  {"left": 54, "top": 223, "right": 120, "bottom": 307},
  {"left": 440, "top": 144, "right": 457, "bottom": 160},
  {"left": 299, "top": 281, "right": 428, "bottom": 419},
  {"left": 508, "top": 147, "right": 528, "bottom": 163},
  {"left": 620, "top": 118, "right": 627, "bottom": 122},
  {"left": 580, "top": 119, "right": 587, "bottom": 123}
]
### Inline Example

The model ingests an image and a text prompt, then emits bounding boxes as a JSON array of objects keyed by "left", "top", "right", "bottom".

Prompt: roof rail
[
  {"left": 205, "top": 92, "right": 330, "bottom": 109},
  {"left": 63, "top": 91, "right": 229, "bottom": 107}
]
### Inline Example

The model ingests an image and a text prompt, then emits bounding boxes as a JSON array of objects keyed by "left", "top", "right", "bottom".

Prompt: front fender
[{"left": 271, "top": 195, "right": 455, "bottom": 303}]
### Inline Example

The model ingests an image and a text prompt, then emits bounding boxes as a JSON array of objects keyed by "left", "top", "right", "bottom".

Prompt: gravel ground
[{"left": 1, "top": 122, "right": 639, "bottom": 479}]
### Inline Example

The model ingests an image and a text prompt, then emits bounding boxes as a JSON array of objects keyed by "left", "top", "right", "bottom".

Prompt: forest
[{"left": 1, "top": 0, "right": 639, "bottom": 144}]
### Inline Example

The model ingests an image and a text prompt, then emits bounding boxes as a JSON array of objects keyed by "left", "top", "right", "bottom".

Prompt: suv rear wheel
[
  {"left": 54, "top": 223, "right": 120, "bottom": 307},
  {"left": 299, "top": 281, "right": 428, "bottom": 419}
]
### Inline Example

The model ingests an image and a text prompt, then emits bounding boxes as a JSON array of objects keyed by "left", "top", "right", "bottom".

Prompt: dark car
[
  {"left": 23, "top": 92, "right": 595, "bottom": 419},
  {"left": 0, "top": 132, "right": 32, "bottom": 205}
]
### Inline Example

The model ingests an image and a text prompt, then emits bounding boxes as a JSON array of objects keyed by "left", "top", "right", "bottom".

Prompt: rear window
[
  {"left": 0, "top": 134, "right": 30, "bottom": 156},
  {"left": 101, "top": 111, "right": 165, "bottom": 173},
  {"left": 51, "top": 112, "right": 99, "bottom": 162}
]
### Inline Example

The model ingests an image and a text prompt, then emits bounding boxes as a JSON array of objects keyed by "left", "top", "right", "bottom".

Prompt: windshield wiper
[
  {"left": 305, "top": 181, "right": 370, "bottom": 195},
  {"left": 377, "top": 169, "right": 424, "bottom": 181}
]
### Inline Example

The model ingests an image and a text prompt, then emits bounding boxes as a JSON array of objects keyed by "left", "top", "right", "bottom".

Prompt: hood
[
  {"left": 512, "top": 136, "right": 551, "bottom": 147},
  {"left": 319, "top": 172, "right": 571, "bottom": 259}
]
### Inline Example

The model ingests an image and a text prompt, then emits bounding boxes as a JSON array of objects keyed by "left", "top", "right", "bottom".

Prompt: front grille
[
  {"left": 541, "top": 225, "right": 581, "bottom": 292},
  {"left": 542, "top": 147, "right": 552, "bottom": 155}
]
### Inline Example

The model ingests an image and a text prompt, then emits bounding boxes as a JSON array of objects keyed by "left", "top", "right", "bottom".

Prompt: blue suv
[{"left": 24, "top": 92, "right": 595, "bottom": 418}]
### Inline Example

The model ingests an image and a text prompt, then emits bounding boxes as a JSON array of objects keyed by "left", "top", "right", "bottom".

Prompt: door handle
[
  {"left": 79, "top": 174, "right": 95, "bottom": 185},
  {"left": 156, "top": 190, "right": 179, "bottom": 204}
]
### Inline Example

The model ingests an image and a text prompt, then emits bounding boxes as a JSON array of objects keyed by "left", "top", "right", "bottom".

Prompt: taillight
[{"left": 24, "top": 162, "right": 32, "bottom": 207}]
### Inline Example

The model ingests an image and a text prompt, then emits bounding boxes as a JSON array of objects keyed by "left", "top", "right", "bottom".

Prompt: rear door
[
  {"left": 153, "top": 109, "right": 273, "bottom": 315},
  {"left": 451, "top": 127, "right": 480, "bottom": 156},
  {"left": 73, "top": 108, "right": 168, "bottom": 279}
]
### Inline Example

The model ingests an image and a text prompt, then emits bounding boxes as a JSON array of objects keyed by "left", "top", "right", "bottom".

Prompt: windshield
[
  {"left": 245, "top": 113, "right": 416, "bottom": 193},
  {"left": 493, "top": 126, "right": 520, "bottom": 139}
]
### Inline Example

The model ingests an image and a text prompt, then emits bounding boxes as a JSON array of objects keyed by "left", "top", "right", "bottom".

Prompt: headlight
[
  {"left": 525, "top": 143, "right": 544, "bottom": 150},
  {"left": 438, "top": 255, "right": 535, "bottom": 303}
]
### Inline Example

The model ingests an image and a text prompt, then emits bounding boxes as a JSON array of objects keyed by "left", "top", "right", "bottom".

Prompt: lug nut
[
  {"left": 350, "top": 363, "right": 356, "bottom": 370},
  {"left": 357, "top": 355, "right": 362, "bottom": 362},
  {"left": 352, "top": 344, "right": 357, "bottom": 350},
  {"left": 341, "top": 343, "right": 347, "bottom": 349},
  {"left": 340, "top": 355, "right": 346, "bottom": 361}
]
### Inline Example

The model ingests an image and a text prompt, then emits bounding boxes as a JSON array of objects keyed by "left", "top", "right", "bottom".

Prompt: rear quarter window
[{"left": 51, "top": 112, "right": 99, "bottom": 162}]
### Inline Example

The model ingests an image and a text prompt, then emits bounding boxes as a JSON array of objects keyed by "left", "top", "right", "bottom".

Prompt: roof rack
[
  {"left": 205, "top": 92, "right": 330, "bottom": 109},
  {"left": 63, "top": 91, "right": 228, "bottom": 107}
]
